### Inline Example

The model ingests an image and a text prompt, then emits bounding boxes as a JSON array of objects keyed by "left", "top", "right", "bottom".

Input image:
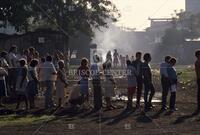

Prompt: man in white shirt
[
  {"left": 160, "top": 56, "right": 171, "bottom": 110},
  {"left": 8, "top": 46, "right": 18, "bottom": 92},
  {"left": 43, "top": 55, "right": 57, "bottom": 109}
]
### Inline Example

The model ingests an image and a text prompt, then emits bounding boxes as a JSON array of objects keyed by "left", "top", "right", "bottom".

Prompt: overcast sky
[{"left": 111, "top": 0, "right": 185, "bottom": 30}]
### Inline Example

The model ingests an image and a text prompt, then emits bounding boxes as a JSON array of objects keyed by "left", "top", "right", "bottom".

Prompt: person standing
[
  {"left": 77, "top": 58, "right": 90, "bottom": 103},
  {"left": 142, "top": 53, "right": 155, "bottom": 112},
  {"left": 160, "top": 56, "right": 171, "bottom": 110},
  {"left": 126, "top": 60, "right": 138, "bottom": 110},
  {"left": 90, "top": 55, "right": 102, "bottom": 111},
  {"left": 27, "top": 59, "right": 39, "bottom": 109},
  {"left": 8, "top": 45, "right": 18, "bottom": 92},
  {"left": 134, "top": 52, "right": 143, "bottom": 108},
  {"left": 0, "top": 60, "right": 8, "bottom": 108},
  {"left": 103, "top": 62, "right": 116, "bottom": 110},
  {"left": 113, "top": 49, "right": 119, "bottom": 68},
  {"left": 43, "top": 55, "right": 57, "bottom": 109},
  {"left": 15, "top": 59, "right": 28, "bottom": 110},
  {"left": 56, "top": 60, "right": 68, "bottom": 107},
  {"left": 195, "top": 50, "right": 200, "bottom": 113},
  {"left": 167, "top": 58, "right": 178, "bottom": 112}
]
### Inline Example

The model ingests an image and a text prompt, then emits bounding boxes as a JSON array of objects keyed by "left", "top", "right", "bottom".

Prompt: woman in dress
[
  {"left": 27, "top": 59, "right": 39, "bottom": 109},
  {"left": 77, "top": 58, "right": 90, "bottom": 102},
  {"left": 56, "top": 60, "right": 68, "bottom": 107},
  {"left": 16, "top": 59, "right": 28, "bottom": 110}
]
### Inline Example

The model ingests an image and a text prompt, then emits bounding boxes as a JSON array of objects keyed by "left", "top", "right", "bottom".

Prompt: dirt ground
[{"left": 0, "top": 67, "right": 200, "bottom": 135}]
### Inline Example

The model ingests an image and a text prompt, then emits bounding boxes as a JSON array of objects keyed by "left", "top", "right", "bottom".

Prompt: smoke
[{"left": 92, "top": 24, "right": 150, "bottom": 61}]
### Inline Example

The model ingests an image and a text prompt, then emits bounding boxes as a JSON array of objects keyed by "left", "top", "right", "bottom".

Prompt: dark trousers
[
  {"left": 161, "top": 77, "right": 170, "bottom": 108},
  {"left": 136, "top": 77, "right": 143, "bottom": 105},
  {"left": 92, "top": 79, "right": 102, "bottom": 110},
  {"left": 197, "top": 79, "right": 200, "bottom": 110},
  {"left": 144, "top": 82, "right": 155, "bottom": 107},
  {"left": 170, "top": 92, "right": 176, "bottom": 110}
]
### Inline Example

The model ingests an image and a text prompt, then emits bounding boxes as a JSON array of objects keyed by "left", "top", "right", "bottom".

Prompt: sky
[{"left": 111, "top": 0, "right": 185, "bottom": 30}]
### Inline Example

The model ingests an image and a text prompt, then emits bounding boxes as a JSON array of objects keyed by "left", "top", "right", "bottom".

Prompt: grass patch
[{"left": 0, "top": 115, "right": 53, "bottom": 127}]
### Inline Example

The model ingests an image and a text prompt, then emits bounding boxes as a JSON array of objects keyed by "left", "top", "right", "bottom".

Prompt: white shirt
[
  {"left": 8, "top": 52, "right": 18, "bottom": 68},
  {"left": 0, "top": 67, "right": 8, "bottom": 80},
  {"left": 0, "top": 58, "right": 9, "bottom": 68},
  {"left": 43, "top": 61, "right": 57, "bottom": 81}
]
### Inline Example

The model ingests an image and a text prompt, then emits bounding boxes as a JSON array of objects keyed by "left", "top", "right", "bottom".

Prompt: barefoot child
[{"left": 56, "top": 60, "right": 68, "bottom": 107}]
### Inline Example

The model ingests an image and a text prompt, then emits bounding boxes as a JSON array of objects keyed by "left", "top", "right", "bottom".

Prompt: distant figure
[
  {"left": 160, "top": 56, "right": 171, "bottom": 110},
  {"left": 195, "top": 50, "right": 200, "bottom": 113},
  {"left": 103, "top": 62, "right": 116, "bottom": 110},
  {"left": 131, "top": 55, "right": 135, "bottom": 62},
  {"left": 90, "top": 55, "right": 102, "bottom": 111},
  {"left": 167, "top": 58, "right": 178, "bottom": 112},
  {"left": 106, "top": 51, "right": 112, "bottom": 64},
  {"left": 134, "top": 52, "right": 143, "bottom": 108},
  {"left": 142, "top": 53, "right": 155, "bottom": 112},
  {"left": 27, "top": 59, "right": 39, "bottom": 109},
  {"left": 15, "top": 59, "right": 28, "bottom": 110},
  {"left": 113, "top": 49, "right": 119, "bottom": 67},
  {"left": 77, "top": 58, "right": 90, "bottom": 103},
  {"left": 56, "top": 60, "right": 68, "bottom": 107},
  {"left": 120, "top": 55, "right": 126, "bottom": 68},
  {"left": 126, "top": 55, "right": 130, "bottom": 62},
  {"left": 126, "top": 60, "right": 138, "bottom": 110},
  {"left": 43, "top": 55, "right": 57, "bottom": 109},
  {"left": 0, "top": 60, "right": 8, "bottom": 108}
]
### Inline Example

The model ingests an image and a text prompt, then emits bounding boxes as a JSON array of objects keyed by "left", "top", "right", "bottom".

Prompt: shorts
[{"left": 127, "top": 87, "right": 136, "bottom": 95}]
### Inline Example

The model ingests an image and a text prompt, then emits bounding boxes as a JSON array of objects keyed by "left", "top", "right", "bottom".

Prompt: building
[{"left": 186, "top": 0, "right": 200, "bottom": 15}]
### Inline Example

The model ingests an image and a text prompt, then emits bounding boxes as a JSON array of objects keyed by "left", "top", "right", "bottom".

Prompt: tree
[
  {"left": 0, "top": 0, "right": 120, "bottom": 37},
  {"left": 0, "top": 0, "right": 33, "bottom": 32}
]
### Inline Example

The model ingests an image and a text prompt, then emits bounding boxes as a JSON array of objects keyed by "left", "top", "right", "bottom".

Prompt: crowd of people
[
  {"left": 0, "top": 46, "right": 200, "bottom": 115},
  {"left": 0, "top": 45, "right": 68, "bottom": 110}
]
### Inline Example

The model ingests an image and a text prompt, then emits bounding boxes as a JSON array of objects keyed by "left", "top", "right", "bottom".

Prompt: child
[
  {"left": 142, "top": 53, "right": 155, "bottom": 112},
  {"left": 77, "top": 58, "right": 90, "bottom": 102},
  {"left": 27, "top": 59, "right": 39, "bottom": 109},
  {"left": 56, "top": 60, "right": 68, "bottom": 107},
  {"left": 103, "top": 62, "right": 116, "bottom": 110},
  {"left": 126, "top": 60, "right": 138, "bottom": 110},
  {"left": 16, "top": 59, "right": 28, "bottom": 110},
  {"left": 167, "top": 58, "right": 178, "bottom": 112},
  {"left": 0, "top": 60, "right": 8, "bottom": 108}
]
